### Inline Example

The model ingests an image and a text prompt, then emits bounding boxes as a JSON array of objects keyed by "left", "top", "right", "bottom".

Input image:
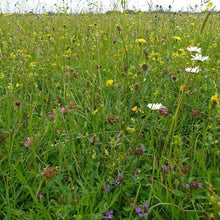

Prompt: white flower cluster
[{"left": 186, "top": 46, "right": 210, "bottom": 62}]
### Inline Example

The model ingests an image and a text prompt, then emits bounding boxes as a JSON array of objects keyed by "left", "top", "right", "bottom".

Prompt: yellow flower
[
  {"left": 29, "top": 62, "right": 37, "bottom": 67},
  {"left": 211, "top": 95, "right": 219, "bottom": 103},
  {"left": 131, "top": 106, "right": 138, "bottom": 112},
  {"left": 24, "top": 55, "right": 31, "bottom": 58},
  {"left": 191, "top": 23, "right": 195, "bottom": 27},
  {"left": 210, "top": 213, "right": 215, "bottom": 219},
  {"left": 92, "top": 108, "right": 99, "bottom": 115},
  {"left": 172, "top": 36, "right": 182, "bottom": 41},
  {"left": 180, "top": 84, "right": 186, "bottom": 92},
  {"left": 126, "top": 127, "right": 136, "bottom": 133},
  {"left": 135, "top": 38, "right": 146, "bottom": 44},
  {"left": 10, "top": 53, "right": 16, "bottom": 59},
  {"left": 207, "top": 1, "right": 213, "bottom": 7},
  {"left": 16, "top": 83, "right": 22, "bottom": 88},
  {"left": 205, "top": 1, "right": 213, "bottom": 11},
  {"left": 172, "top": 53, "right": 180, "bottom": 58},
  {"left": 51, "top": 63, "right": 57, "bottom": 66},
  {"left": 113, "top": 54, "right": 120, "bottom": 58},
  {"left": 178, "top": 48, "right": 184, "bottom": 52},
  {"left": 106, "top": 79, "right": 114, "bottom": 86}
]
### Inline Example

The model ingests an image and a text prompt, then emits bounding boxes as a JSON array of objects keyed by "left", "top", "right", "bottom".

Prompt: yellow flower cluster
[
  {"left": 92, "top": 108, "right": 99, "bottom": 115},
  {"left": 135, "top": 38, "right": 146, "bottom": 44},
  {"left": 172, "top": 36, "right": 181, "bottom": 41},
  {"left": 29, "top": 62, "right": 37, "bottom": 67},
  {"left": 106, "top": 79, "right": 114, "bottom": 86},
  {"left": 131, "top": 106, "right": 144, "bottom": 113},
  {"left": 211, "top": 95, "right": 219, "bottom": 103},
  {"left": 205, "top": 1, "right": 213, "bottom": 11},
  {"left": 180, "top": 84, "right": 186, "bottom": 92},
  {"left": 131, "top": 106, "right": 138, "bottom": 112},
  {"left": 126, "top": 127, "right": 136, "bottom": 133}
]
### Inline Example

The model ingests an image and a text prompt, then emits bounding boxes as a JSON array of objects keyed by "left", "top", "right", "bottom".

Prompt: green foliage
[{"left": 0, "top": 10, "right": 219, "bottom": 219}]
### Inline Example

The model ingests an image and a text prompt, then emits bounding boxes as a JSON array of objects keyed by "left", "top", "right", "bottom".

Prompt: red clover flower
[
  {"left": 24, "top": 137, "right": 31, "bottom": 146},
  {"left": 157, "top": 106, "right": 169, "bottom": 117}
]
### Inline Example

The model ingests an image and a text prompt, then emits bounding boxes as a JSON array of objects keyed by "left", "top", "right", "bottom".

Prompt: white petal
[{"left": 147, "top": 103, "right": 163, "bottom": 110}]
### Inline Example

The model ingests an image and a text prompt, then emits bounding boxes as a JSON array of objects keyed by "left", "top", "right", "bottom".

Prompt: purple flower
[
  {"left": 164, "top": 164, "right": 172, "bottom": 173},
  {"left": 135, "top": 206, "right": 142, "bottom": 213},
  {"left": 143, "top": 203, "right": 148, "bottom": 209},
  {"left": 161, "top": 35, "right": 166, "bottom": 42},
  {"left": 106, "top": 185, "right": 110, "bottom": 192},
  {"left": 135, "top": 202, "right": 148, "bottom": 218},
  {"left": 134, "top": 147, "right": 145, "bottom": 156},
  {"left": 186, "top": 181, "right": 202, "bottom": 190},
  {"left": 89, "top": 136, "right": 99, "bottom": 146},
  {"left": 133, "top": 169, "right": 140, "bottom": 177},
  {"left": 60, "top": 107, "right": 67, "bottom": 114},
  {"left": 49, "top": 113, "right": 55, "bottom": 120},
  {"left": 139, "top": 213, "right": 144, "bottom": 218},
  {"left": 164, "top": 166, "right": 168, "bottom": 172},
  {"left": 139, "top": 212, "right": 148, "bottom": 218},
  {"left": 115, "top": 173, "right": 123, "bottom": 186},
  {"left": 101, "top": 210, "right": 113, "bottom": 219},
  {"left": 36, "top": 192, "right": 45, "bottom": 201},
  {"left": 185, "top": 184, "right": 190, "bottom": 188},
  {"left": 102, "top": 184, "right": 110, "bottom": 193},
  {"left": 24, "top": 137, "right": 31, "bottom": 146}
]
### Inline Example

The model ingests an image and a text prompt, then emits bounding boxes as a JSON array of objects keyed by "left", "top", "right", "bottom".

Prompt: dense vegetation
[{"left": 0, "top": 10, "right": 219, "bottom": 219}]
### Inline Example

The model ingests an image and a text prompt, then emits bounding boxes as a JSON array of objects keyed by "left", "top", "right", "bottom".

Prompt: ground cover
[{"left": 0, "top": 11, "right": 219, "bottom": 219}]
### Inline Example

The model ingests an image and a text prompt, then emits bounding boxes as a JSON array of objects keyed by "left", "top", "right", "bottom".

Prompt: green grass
[{"left": 0, "top": 11, "right": 219, "bottom": 219}]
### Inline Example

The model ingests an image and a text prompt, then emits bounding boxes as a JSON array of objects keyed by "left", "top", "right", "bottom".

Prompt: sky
[{"left": 0, "top": 0, "right": 219, "bottom": 13}]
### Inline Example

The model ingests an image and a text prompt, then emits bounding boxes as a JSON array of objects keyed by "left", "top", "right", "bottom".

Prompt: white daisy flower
[
  {"left": 191, "top": 54, "right": 210, "bottom": 62},
  {"left": 147, "top": 103, "right": 163, "bottom": 110},
  {"left": 184, "top": 67, "right": 201, "bottom": 73},
  {"left": 186, "top": 46, "right": 202, "bottom": 53}
]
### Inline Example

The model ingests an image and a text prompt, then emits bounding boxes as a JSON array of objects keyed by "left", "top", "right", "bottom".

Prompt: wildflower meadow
[{"left": 0, "top": 2, "right": 219, "bottom": 219}]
